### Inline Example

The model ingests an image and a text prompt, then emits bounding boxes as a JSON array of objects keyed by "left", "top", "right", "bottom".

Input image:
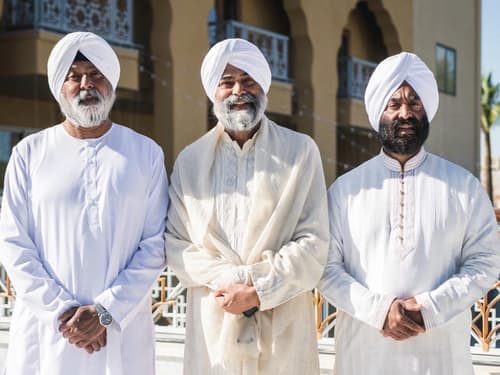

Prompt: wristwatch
[{"left": 94, "top": 303, "right": 113, "bottom": 327}]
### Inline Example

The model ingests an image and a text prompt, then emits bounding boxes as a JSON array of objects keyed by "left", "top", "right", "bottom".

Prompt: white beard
[
  {"left": 213, "top": 93, "right": 268, "bottom": 133},
  {"left": 60, "top": 89, "right": 116, "bottom": 128}
]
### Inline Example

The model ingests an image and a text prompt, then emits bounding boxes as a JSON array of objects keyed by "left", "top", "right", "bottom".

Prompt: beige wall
[
  {"left": 283, "top": 0, "right": 361, "bottom": 184},
  {"left": 151, "top": 0, "right": 213, "bottom": 171},
  {"left": 240, "top": 0, "right": 289, "bottom": 34},
  {"left": 412, "top": 0, "right": 481, "bottom": 175},
  {"left": 0, "top": 30, "right": 139, "bottom": 91}
]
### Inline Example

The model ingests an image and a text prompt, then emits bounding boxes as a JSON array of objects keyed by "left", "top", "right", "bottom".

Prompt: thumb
[
  {"left": 214, "top": 288, "right": 226, "bottom": 297},
  {"left": 403, "top": 299, "right": 422, "bottom": 312}
]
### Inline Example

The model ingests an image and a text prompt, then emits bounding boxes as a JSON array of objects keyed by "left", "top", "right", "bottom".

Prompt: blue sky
[{"left": 482, "top": 0, "right": 500, "bottom": 157}]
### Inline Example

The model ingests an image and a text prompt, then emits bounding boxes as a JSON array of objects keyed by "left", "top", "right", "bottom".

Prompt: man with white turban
[
  {"left": 0, "top": 31, "right": 168, "bottom": 374},
  {"left": 165, "top": 38, "right": 329, "bottom": 374},
  {"left": 318, "top": 51, "right": 500, "bottom": 374}
]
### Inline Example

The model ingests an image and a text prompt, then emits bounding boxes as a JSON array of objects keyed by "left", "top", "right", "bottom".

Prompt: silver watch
[{"left": 94, "top": 303, "right": 113, "bottom": 327}]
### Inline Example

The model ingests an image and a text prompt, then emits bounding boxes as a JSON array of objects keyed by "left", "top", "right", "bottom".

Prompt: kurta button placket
[
  {"left": 398, "top": 171, "right": 406, "bottom": 245},
  {"left": 85, "top": 143, "right": 99, "bottom": 226}
]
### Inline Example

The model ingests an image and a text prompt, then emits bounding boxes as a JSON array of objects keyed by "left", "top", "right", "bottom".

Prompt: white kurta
[
  {"left": 165, "top": 118, "right": 329, "bottom": 375},
  {"left": 0, "top": 123, "right": 169, "bottom": 375},
  {"left": 318, "top": 148, "right": 500, "bottom": 375}
]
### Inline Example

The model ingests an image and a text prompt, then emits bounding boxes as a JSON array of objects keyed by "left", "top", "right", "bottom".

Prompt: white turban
[
  {"left": 364, "top": 52, "right": 439, "bottom": 132},
  {"left": 200, "top": 38, "right": 272, "bottom": 102},
  {"left": 47, "top": 31, "right": 120, "bottom": 103}
]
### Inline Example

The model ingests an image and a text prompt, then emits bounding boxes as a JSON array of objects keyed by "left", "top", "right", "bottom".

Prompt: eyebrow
[
  {"left": 220, "top": 72, "right": 250, "bottom": 80},
  {"left": 389, "top": 94, "right": 421, "bottom": 101}
]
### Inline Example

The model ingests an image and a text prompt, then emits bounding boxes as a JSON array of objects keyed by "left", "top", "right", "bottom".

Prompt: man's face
[
  {"left": 378, "top": 83, "right": 429, "bottom": 156},
  {"left": 60, "top": 60, "right": 115, "bottom": 128},
  {"left": 213, "top": 64, "right": 267, "bottom": 133}
]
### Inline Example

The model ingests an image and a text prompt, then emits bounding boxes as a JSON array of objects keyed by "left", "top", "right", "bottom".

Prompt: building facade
[{"left": 0, "top": 0, "right": 482, "bottom": 187}]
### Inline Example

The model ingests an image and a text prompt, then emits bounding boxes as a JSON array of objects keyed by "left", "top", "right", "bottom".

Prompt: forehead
[
  {"left": 221, "top": 64, "right": 249, "bottom": 78},
  {"left": 67, "top": 60, "right": 100, "bottom": 74},
  {"left": 389, "top": 82, "right": 419, "bottom": 99}
]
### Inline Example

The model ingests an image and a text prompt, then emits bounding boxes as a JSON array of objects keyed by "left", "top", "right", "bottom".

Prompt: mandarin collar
[
  {"left": 380, "top": 147, "right": 427, "bottom": 172},
  {"left": 217, "top": 123, "right": 261, "bottom": 154}
]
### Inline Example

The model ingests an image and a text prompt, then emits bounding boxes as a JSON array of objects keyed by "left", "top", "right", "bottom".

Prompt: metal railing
[
  {"left": 208, "top": 20, "right": 289, "bottom": 81},
  {"left": 1, "top": 267, "right": 498, "bottom": 351},
  {"left": 337, "top": 56, "right": 377, "bottom": 100},
  {"left": 3, "top": 0, "right": 134, "bottom": 47}
]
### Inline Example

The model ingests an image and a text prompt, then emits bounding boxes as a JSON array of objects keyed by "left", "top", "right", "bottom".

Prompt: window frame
[{"left": 435, "top": 43, "right": 457, "bottom": 96}]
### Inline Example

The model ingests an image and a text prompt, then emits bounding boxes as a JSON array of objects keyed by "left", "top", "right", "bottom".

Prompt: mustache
[
  {"left": 225, "top": 93, "right": 258, "bottom": 109},
  {"left": 391, "top": 116, "right": 419, "bottom": 130},
  {"left": 77, "top": 89, "right": 100, "bottom": 104}
]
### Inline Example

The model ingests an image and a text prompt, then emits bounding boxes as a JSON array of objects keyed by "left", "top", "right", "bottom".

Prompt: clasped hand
[
  {"left": 58, "top": 305, "right": 106, "bottom": 354},
  {"left": 381, "top": 297, "right": 425, "bottom": 341},
  {"left": 214, "top": 284, "right": 260, "bottom": 315}
]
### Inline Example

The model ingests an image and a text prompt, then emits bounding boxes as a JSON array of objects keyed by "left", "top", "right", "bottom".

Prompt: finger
[
  {"left": 382, "top": 329, "right": 405, "bottom": 341},
  {"left": 97, "top": 332, "right": 106, "bottom": 347},
  {"left": 90, "top": 341, "right": 101, "bottom": 352},
  {"left": 84, "top": 345, "right": 94, "bottom": 354},
  {"left": 400, "top": 315, "right": 425, "bottom": 333},
  {"left": 403, "top": 300, "right": 422, "bottom": 312},
  {"left": 394, "top": 325, "right": 419, "bottom": 338},
  {"left": 214, "top": 289, "right": 227, "bottom": 297},
  {"left": 58, "top": 309, "right": 75, "bottom": 323}
]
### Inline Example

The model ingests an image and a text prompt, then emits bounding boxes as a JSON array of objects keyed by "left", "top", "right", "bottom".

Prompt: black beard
[{"left": 378, "top": 115, "right": 429, "bottom": 155}]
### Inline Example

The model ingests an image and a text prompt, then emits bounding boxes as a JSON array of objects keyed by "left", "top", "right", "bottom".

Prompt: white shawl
[{"left": 165, "top": 118, "right": 329, "bottom": 372}]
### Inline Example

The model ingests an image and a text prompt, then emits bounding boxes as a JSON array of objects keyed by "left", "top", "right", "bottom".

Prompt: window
[
  {"left": 436, "top": 44, "right": 456, "bottom": 95},
  {"left": 0, "top": 128, "right": 32, "bottom": 196}
]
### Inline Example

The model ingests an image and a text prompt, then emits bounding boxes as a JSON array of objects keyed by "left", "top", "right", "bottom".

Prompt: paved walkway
[{"left": 0, "top": 328, "right": 498, "bottom": 374}]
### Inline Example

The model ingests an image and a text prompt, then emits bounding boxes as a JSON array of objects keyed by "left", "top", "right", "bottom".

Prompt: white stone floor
[{"left": 0, "top": 328, "right": 498, "bottom": 374}]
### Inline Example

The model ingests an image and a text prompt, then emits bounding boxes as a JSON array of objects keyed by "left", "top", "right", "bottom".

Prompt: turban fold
[
  {"left": 200, "top": 38, "right": 272, "bottom": 102},
  {"left": 364, "top": 52, "right": 439, "bottom": 131},
  {"left": 47, "top": 31, "right": 120, "bottom": 103}
]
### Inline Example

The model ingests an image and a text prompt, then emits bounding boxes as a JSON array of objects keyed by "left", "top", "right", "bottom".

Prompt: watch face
[{"left": 99, "top": 313, "right": 113, "bottom": 326}]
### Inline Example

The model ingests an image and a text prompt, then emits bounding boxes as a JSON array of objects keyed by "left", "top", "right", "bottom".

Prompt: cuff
[
  {"left": 248, "top": 261, "right": 274, "bottom": 311},
  {"left": 94, "top": 290, "right": 128, "bottom": 330},
  {"left": 372, "top": 294, "right": 397, "bottom": 330},
  {"left": 415, "top": 292, "right": 439, "bottom": 330}
]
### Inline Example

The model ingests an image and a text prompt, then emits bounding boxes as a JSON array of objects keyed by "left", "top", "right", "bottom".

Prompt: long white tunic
[
  {"left": 318, "top": 148, "right": 500, "bottom": 375},
  {"left": 165, "top": 118, "right": 329, "bottom": 375},
  {"left": 0, "top": 123, "right": 169, "bottom": 375}
]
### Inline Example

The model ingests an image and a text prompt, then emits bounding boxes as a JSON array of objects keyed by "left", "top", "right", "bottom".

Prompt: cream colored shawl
[{"left": 165, "top": 117, "right": 329, "bottom": 369}]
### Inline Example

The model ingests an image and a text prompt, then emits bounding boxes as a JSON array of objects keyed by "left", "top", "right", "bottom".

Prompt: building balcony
[
  {"left": 209, "top": 20, "right": 289, "bottom": 82},
  {"left": 3, "top": 0, "right": 134, "bottom": 47},
  {"left": 337, "top": 56, "right": 377, "bottom": 100}
]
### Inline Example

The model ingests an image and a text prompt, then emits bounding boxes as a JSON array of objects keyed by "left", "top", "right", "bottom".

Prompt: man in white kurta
[
  {"left": 318, "top": 52, "right": 500, "bottom": 374},
  {"left": 165, "top": 38, "right": 329, "bottom": 374},
  {"left": 0, "top": 32, "right": 168, "bottom": 374}
]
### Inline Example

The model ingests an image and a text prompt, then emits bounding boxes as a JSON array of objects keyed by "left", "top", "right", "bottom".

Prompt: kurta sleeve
[
  {"left": 246, "top": 142, "right": 330, "bottom": 311},
  {"left": 414, "top": 182, "right": 500, "bottom": 330},
  {"left": 164, "top": 162, "right": 238, "bottom": 288},
  {"left": 317, "top": 184, "right": 396, "bottom": 330},
  {"left": 0, "top": 147, "right": 79, "bottom": 330},
  {"left": 94, "top": 147, "right": 169, "bottom": 329}
]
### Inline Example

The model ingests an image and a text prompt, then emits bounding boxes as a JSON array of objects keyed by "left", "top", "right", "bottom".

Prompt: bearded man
[
  {"left": 165, "top": 38, "right": 329, "bottom": 374},
  {"left": 318, "top": 52, "right": 500, "bottom": 374},
  {"left": 0, "top": 32, "right": 168, "bottom": 374}
]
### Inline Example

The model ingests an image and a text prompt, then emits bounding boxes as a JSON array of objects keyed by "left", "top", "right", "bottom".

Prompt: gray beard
[
  {"left": 60, "top": 89, "right": 116, "bottom": 128},
  {"left": 213, "top": 93, "right": 268, "bottom": 132}
]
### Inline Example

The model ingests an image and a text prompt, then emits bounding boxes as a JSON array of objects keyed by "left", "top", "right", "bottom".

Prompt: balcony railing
[
  {"left": 0, "top": 266, "right": 499, "bottom": 351},
  {"left": 209, "top": 20, "right": 289, "bottom": 82},
  {"left": 3, "top": 0, "right": 133, "bottom": 47},
  {"left": 338, "top": 56, "right": 377, "bottom": 100}
]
